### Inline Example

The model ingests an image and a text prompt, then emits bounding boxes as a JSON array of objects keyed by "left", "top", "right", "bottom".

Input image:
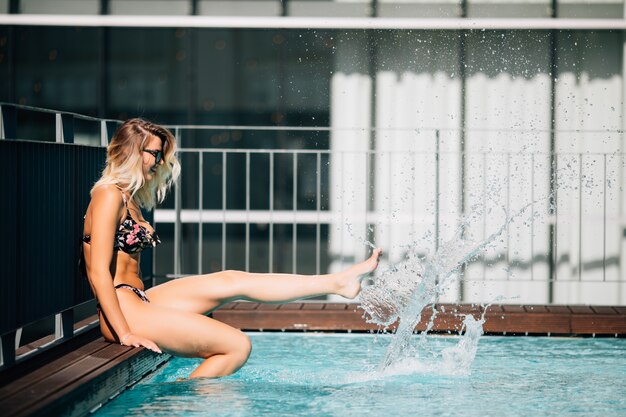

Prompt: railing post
[
  {"left": 174, "top": 128, "right": 182, "bottom": 277},
  {"left": 435, "top": 129, "right": 440, "bottom": 253},
  {"left": 15, "top": 328, "right": 22, "bottom": 349},
  {"left": 222, "top": 151, "right": 227, "bottom": 270},
  {"left": 100, "top": 120, "right": 117, "bottom": 146},
  {"left": 1, "top": 331, "right": 16, "bottom": 367},
  {"left": 54, "top": 309, "right": 74, "bottom": 340},
  {"left": 292, "top": 153, "right": 298, "bottom": 274},
  {"left": 197, "top": 151, "right": 203, "bottom": 275},
  {"left": 0, "top": 105, "right": 17, "bottom": 140},
  {"left": 269, "top": 152, "right": 274, "bottom": 273},
  {"left": 434, "top": 129, "right": 441, "bottom": 294},
  {"left": 245, "top": 151, "right": 250, "bottom": 272},
  {"left": 55, "top": 113, "right": 74, "bottom": 144},
  {"left": 100, "top": 120, "right": 107, "bottom": 146}
]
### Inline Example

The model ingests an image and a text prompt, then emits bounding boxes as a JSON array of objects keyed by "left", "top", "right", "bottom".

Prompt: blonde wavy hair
[{"left": 92, "top": 118, "right": 181, "bottom": 209}]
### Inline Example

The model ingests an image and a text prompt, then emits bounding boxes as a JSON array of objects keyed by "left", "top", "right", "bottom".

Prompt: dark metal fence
[
  {"left": 0, "top": 104, "right": 155, "bottom": 370},
  {"left": 0, "top": 139, "right": 103, "bottom": 327}
]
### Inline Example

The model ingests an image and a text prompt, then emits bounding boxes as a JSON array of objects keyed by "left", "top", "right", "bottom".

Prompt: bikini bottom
[
  {"left": 97, "top": 283, "right": 150, "bottom": 311},
  {"left": 114, "top": 283, "right": 150, "bottom": 302}
]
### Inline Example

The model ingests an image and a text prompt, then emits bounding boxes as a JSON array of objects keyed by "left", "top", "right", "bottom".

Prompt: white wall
[
  {"left": 329, "top": 32, "right": 372, "bottom": 282},
  {"left": 330, "top": 25, "right": 625, "bottom": 305}
]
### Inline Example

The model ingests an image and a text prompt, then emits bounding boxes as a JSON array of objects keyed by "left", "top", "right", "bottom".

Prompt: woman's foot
[{"left": 337, "top": 248, "right": 383, "bottom": 299}]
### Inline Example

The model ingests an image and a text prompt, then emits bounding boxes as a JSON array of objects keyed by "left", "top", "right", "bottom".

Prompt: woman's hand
[{"left": 120, "top": 333, "right": 162, "bottom": 354}]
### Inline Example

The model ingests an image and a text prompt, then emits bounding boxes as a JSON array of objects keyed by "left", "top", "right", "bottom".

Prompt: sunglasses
[{"left": 143, "top": 149, "right": 163, "bottom": 164}]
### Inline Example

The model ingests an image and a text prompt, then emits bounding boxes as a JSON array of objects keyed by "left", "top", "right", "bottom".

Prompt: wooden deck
[
  {"left": 213, "top": 302, "right": 626, "bottom": 336},
  {"left": 0, "top": 326, "right": 169, "bottom": 417},
  {"left": 1, "top": 302, "right": 624, "bottom": 416}
]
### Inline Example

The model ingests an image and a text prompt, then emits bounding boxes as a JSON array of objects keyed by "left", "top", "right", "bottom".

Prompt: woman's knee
[
  {"left": 232, "top": 332, "right": 252, "bottom": 364},
  {"left": 205, "top": 330, "right": 251, "bottom": 361},
  {"left": 219, "top": 332, "right": 252, "bottom": 373}
]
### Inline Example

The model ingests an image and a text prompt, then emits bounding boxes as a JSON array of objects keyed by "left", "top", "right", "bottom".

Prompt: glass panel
[
  {"left": 288, "top": 0, "right": 371, "bottom": 17},
  {"left": 15, "top": 108, "right": 55, "bottom": 141},
  {"left": 110, "top": 0, "right": 190, "bottom": 15},
  {"left": 558, "top": 1, "right": 624, "bottom": 18},
  {"left": 194, "top": 29, "right": 332, "bottom": 128},
  {"left": 73, "top": 117, "right": 101, "bottom": 146},
  {"left": 467, "top": 0, "right": 551, "bottom": 18},
  {"left": 379, "top": 0, "right": 461, "bottom": 18},
  {"left": 20, "top": 0, "right": 99, "bottom": 14},
  {"left": 13, "top": 27, "right": 98, "bottom": 114},
  {"left": 0, "top": 27, "right": 10, "bottom": 101},
  {"left": 107, "top": 28, "right": 188, "bottom": 121},
  {"left": 198, "top": 1, "right": 282, "bottom": 16}
]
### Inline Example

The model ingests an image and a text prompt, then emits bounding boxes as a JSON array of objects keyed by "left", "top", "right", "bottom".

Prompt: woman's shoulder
[{"left": 91, "top": 184, "right": 125, "bottom": 207}]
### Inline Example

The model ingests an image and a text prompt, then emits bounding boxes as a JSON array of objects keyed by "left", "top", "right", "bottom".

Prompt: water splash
[
  {"left": 379, "top": 314, "right": 485, "bottom": 378},
  {"left": 359, "top": 197, "right": 538, "bottom": 374},
  {"left": 352, "top": 147, "right": 618, "bottom": 376}
]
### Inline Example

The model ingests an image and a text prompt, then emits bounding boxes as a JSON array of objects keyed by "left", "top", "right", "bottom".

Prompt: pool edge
[{"left": 0, "top": 335, "right": 171, "bottom": 417}]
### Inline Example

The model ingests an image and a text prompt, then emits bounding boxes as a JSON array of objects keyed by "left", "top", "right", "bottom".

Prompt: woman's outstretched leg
[{"left": 147, "top": 248, "right": 382, "bottom": 314}]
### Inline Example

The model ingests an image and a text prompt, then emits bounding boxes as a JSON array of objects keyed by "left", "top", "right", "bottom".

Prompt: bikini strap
[{"left": 119, "top": 190, "right": 134, "bottom": 220}]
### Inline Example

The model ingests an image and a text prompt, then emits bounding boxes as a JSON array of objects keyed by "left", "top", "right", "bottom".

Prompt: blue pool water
[{"left": 94, "top": 333, "right": 626, "bottom": 417}]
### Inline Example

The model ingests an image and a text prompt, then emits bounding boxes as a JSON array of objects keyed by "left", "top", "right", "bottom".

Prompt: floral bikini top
[{"left": 82, "top": 192, "right": 161, "bottom": 254}]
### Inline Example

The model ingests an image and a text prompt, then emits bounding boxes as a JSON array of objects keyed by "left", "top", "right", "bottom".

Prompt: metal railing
[
  {"left": 0, "top": 102, "right": 120, "bottom": 147},
  {"left": 157, "top": 125, "right": 625, "bottom": 305}
]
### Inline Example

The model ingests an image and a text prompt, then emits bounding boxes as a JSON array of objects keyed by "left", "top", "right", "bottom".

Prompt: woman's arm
[{"left": 87, "top": 185, "right": 161, "bottom": 353}]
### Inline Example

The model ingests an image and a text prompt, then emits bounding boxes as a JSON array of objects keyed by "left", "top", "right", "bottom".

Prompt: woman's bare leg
[
  {"left": 114, "top": 290, "right": 251, "bottom": 379},
  {"left": 147, "top": 248, "right": 382, "bottom": 314}
]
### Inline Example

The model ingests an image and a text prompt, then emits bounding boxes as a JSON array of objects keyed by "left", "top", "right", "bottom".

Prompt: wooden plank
[
  {"left": 571, "top": 315, "right": 626, "bottom": 335},
  {"left": 278, "top": 303, "right": 302, "bottom": 310},
  {"left": 257, "top": 304, "right": 281, "bottom": 311},
  {"left": 486, "top": 305, "right": 504, "bottom": 313},
  {"left": 0, "top": 340, "right": 109, "bottom": 403},
  {"left": 591, "top": 306, "right": 618, "bottom": 315},
  {"left": 301, "top": 303, "right": 325, "bottom": 310},
  {"left": 0, "top": 327, "right": 100, "bottom": 387},
  {"left": 614, "top": 307, "right": 626, "bottom": 315},
  {"left": 2, "top": 344, "right": 134, "bottom": 415},
  {"left": 74, "top": 315, "right": 98, "bottom": 329},
  {"left": 483, "top": 311, "right": 570, "bottom": 334},
  {"left": 420, "top": 311, "right": 464, "bottom": 333},
  {"left": 15, "top": 335, "right": 57, "bottom": 356},
  {"left": 346, "top": 304, "right": 363, "bottom": 311},
  {"left": 219, "top": 302, "right": 238, "bottom": 310},
  {"left": 211, "top": 303, "right": 626, "bottom": 335},
  {"left": 26, "top": 347, "right": 169, "bottom": 417},
  {"left": 568, "top": 305, "right": 594, "bottom": 314},
  {"left": 453, "top": 304, "right": 483, "bottom": 314},
  {"left": 213, "top": 309, "right": 380, "bottom": 331},
  {"left": 323, "top": 304, "right": 348, "bottom": 310},
  {"left": 524, "top": 305, "right": 549, "bottom": 313},
  {"left": 232, "top": 302, "right": 259, "bottom": 310},
  {"left": 546, "top": 305, "right": 571, "bottom": 314},
  {"left": 501, "top": 305, "right": 526, "bottom": 313}
]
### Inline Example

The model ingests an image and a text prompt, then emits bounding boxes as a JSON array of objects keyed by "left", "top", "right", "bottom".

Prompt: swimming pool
[{"left": 94, "top": 333, "right": 625, "bottom": 417}]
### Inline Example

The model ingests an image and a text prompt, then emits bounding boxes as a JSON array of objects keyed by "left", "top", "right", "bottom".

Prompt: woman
[{"left": 81, "top": 119, "right": 382, "bottom": 379}]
